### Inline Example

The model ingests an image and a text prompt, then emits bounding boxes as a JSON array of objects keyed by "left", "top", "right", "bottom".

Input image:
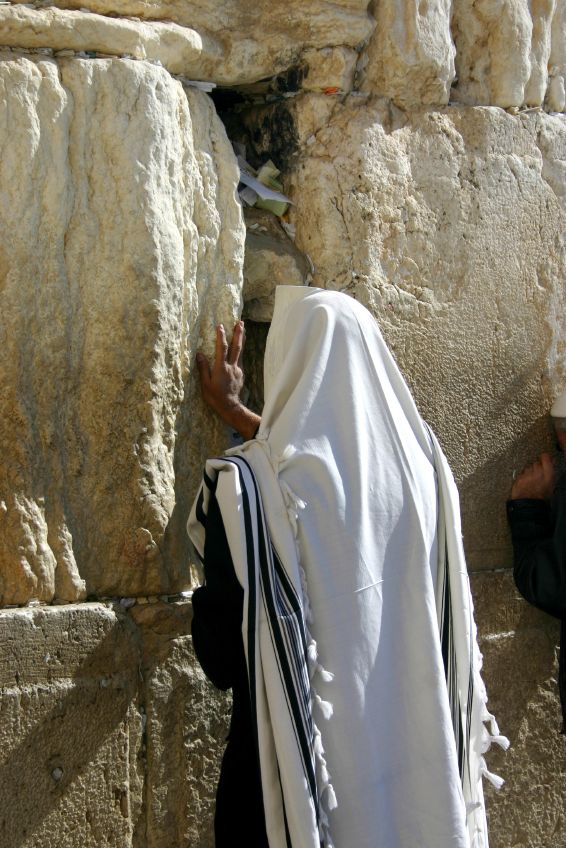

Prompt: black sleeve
[
  {"left": 507, "top": 493, "right": 566, "bottom": 618},
  {"left": 191, "top": 489, "right": 244, "bottom": 691}
]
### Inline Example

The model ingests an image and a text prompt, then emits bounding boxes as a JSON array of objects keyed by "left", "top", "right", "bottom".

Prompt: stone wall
[
  {"left": 0, "top": 53, "right": 244, "bottom": 604},
  {"left": 1, "top": 0, "right": 565, "bottom": 845},
  {"left": 0, "top": 601, "right": 229, "bottom": 847}
]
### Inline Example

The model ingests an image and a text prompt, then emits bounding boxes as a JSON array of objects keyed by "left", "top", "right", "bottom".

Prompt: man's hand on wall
[
  {"left": 196, "top": 322, "right": 261, "bottom": 441},
  {"left": 510, "top": 452, "right": 555, "bottom": 501}
]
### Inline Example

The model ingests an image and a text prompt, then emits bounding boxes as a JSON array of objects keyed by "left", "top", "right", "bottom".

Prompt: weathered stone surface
[
  {"left": 243, "top": 210, "right": 310, "bottom": 322},
  {"left": 239, "top": 94, "right": 566, "bottom": 569},
  {"left": 130, "top": 601, "right": 230, "bottom": 848},
  {"left": 452, "top": 0, "right": 566, "bottom": 110},
  {"left": 359, "top": 0, "right": 456, "bottom": 108},
  {"left": 0, "top": 3, "right": 565, "bottom": 846},
  {"left": 0, "top": 3, "right": 374, "bottom": 86},
  {"left": 0, "top": 600, "right": 229, "bottom": 848},
  {"left": 0, "top": 55, "right": 244, "bottom": 603},
  {"left": 303, "top": 47, "right": 358, "bottom": 93},
  {"left": 0, "top": 581, "right": 562, "bottom": 848},
  {"left": 0, "top": 6, "right": 210, "bottom": 79},
  {"left": 471, "top": 570, "right": 566, "bottom": 848},
  {"left": 547, "top": 0, "right": 566, "bottom": 112},
  {"left": 0, "top": 604, "right": 144, "bottom": 847}
]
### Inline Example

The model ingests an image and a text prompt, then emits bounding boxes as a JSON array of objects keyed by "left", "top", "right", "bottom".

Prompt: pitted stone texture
[
  {"left": 303, "top": 47, "right": 358, "bottom": 93},
  {"left": 243, "top": 210, "right": 310, "bottom": 322},
  {"left": 359, "top": 0, "right": 456, "bottom": 108},
  {"left": 471, "top": 571, "right": 566, "bottom": 848},
  {"left": 452, "top": 0, "right": 566, "bottom": 110},
  {"left": 243, "top": 95, "right": 566, "bottom": 569},
  {"left": 547, "top": 1, "right": 566, "bottom": 112},
  {"left": 1, "top": 3, "right": 374, "bottom": 86},
  {"left": 0, "top": 55, "right": 244, "bottom": 603},
  {"left": 130, "top": 601, "right": 230, "bottom": 848},
  {"left": 0, "top": 604, "right": 144, "bottom": 848}
]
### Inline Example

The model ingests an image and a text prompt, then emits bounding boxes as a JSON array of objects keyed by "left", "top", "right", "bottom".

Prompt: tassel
[
  {"left": 480, "top": 758, "right": 505, "bottom": 789},
  {"left": 315, "top": 693, "right": 334, "bottom": 719},
  {"left": 313, "top": 730, "right": 324, "bottom": 756},
  {"left": 319, "top": 668, "right": 335, "bottom": 683},
  {"left": 324, "top": 784, "right": 338, "bottom": 811},
  {"left": 492, "top": 734, "right": 510, "bottom": 750}
]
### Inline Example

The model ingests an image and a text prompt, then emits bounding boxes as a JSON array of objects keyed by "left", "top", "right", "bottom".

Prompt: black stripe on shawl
[
  {"left": 439, "top": 539, "right": 466, "bottom": 778},
  {"left": 195, "top": 485, "right": 207, "bottom": 528},
  {"left": 277, "top": 764, "right": 294, "bottom": 848},
  {"left": 427, "top": 421, "right": 474, "bottom": 812},
  {"left": 228, "top": 459, "right": 260, "bottom": 750},
  {"left": 203, "top": 468, "right": 217, "bottom": 494},
  {"left": 253, "top": 486, "right": 318, "bottom": 806},
  {"left": 272, "top": 550, "right": 313, "bottom": 724},
  {"left": 267, "top": 559, "right": 314, "bottom": 761},
  {"left": 226, "top": 456, "right": 320, "bottom": 819}
]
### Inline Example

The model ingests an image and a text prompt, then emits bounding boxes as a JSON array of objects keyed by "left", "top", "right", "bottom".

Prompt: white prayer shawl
[{"left": 188, "top": 286, "right": 507, "bottom": 848}]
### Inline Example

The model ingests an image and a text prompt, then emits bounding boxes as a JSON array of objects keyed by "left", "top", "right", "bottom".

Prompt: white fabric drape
[{"left": 188, "top": 286, "right": 507, "bottom": 848}]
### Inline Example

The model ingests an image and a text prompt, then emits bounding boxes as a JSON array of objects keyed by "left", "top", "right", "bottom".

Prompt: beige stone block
[
  {"left": 452, "top": 0, "right": 566, "bottom": 110},
  {"left": 242, "top": 94, "right": 566, "bottom": 569},
  {"left": 0, "top": 3, "right": 374, "bottom": 86},
  {"left": 0, "top": 5, "right": 212, "bottom": 78},
  {"left": 471, "top": 571, "right": 566, "bottom": 848},
  {"left": 0, "top": 55, "right": 244, "bottom": 603},
  {"left": 0, "top": 604, "right": 144, "bottom": 847},
  {"left": 359, "top": 0, "right": 455, "bottom": 107},
  {"left": 547, "top": 0, "right": 566, "bottom": 112},
  {"left": 130, "top": 600, "right": 230, "bottom": 848},
  {"left": 302, "top": 47, "right": 358, "bottom": 93},
  {"left": 243, "top": 210, "right": 310, "bottom": 322}
]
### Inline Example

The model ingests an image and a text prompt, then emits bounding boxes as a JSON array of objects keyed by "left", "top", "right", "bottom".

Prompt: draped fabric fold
[{"left": 188, "top": 286, "right": 507, "bottom": 848}]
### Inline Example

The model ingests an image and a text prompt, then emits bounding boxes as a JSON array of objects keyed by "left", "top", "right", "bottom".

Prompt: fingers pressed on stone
[
  {"left": 228, "top": 321, "right": 244, "bottom": 366},
  {"left": 216, "top": 324, "right": 228, "bottom": 363}
]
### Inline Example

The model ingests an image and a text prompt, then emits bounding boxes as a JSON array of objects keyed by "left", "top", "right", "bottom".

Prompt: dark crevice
[{"left": 210, "top": 69, "right": 302, "bottom": 171}]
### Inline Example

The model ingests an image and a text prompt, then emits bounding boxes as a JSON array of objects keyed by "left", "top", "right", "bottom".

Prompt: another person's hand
[
  {"left": 510, "top": 452, "right": 555, "bottom": 501},
  {"left": 196, "top": 322, "right": 261, "bottom": 441}
]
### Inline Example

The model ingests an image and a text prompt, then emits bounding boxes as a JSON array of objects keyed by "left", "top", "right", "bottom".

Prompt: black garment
[
  {"left": 507, "top": 476, "right": 566, "bottom": 732},
  {"left": 191, "top": 489, "right": 269, "bottom": 847}
]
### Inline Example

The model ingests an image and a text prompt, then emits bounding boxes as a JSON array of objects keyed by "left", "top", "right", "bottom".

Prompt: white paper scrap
[
  {"left": 239, "top": 186, "right": 259, "bottom": 206},
  {"left": 238, "top": 168, "right": 292, "bottom": 204},
  {"left": 183, "top": 79, "right": 216, "bottom": 92}
]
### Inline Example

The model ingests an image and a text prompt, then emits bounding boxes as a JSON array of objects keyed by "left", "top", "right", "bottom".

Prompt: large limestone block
[
  {"left": 471, "top": 571, "right": 566, "bottom": 847},
  {"left": 359, "top": 0, "right": 456, "bottom": 108},
  {"left": 548, "top": 0, "right": 566, "bottom": 112},
  {"left": 0, "top": 55, "right": 244, "bottom": 603},
  {"left": 1, "top": 2, "right": 374, "bottom": 86},
  {"left": 0, "top": 604, "right": 144, "bottom": 847},
  {"left": 452, "top": 0, "right": 566, "bottom": 110},
  {"left": 243, "top": 210, "right": 311, "bottom": 322},
  {"left": 0, "top": 600, "right": 230, "bottom": 848},
  {"left": 241, "top": 94, "right": 566, "bottom": 569},
  {"left": 130, "top": 600, "right": 230, "bottom": 848}
]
